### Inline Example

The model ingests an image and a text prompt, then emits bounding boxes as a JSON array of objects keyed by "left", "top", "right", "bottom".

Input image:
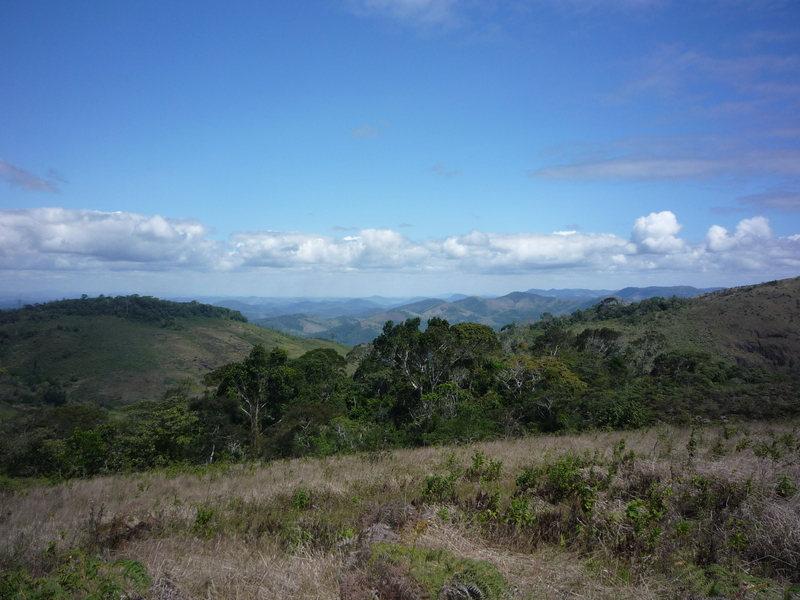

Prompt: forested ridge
[
  {"left": 0, "top": 294, "right": 248, "bottom": 326},
  {"left": 2, "top": 278, "right": 799, "bottom": 480}
]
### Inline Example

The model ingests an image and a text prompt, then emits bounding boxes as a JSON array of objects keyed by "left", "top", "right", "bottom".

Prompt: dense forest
[{"left": 2, "top": 282, "right": 798, "bottom": 482}]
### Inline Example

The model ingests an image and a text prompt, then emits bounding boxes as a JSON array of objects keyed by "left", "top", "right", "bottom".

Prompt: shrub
[
  {"left": 463, "top": 450, "right": 503, "bottom": 483},
  {"left": 422, "top": 472, "right": 459, "bottom": 503},
  {"left": 517, "top": 452, "right": 598, "bottom": 513}
]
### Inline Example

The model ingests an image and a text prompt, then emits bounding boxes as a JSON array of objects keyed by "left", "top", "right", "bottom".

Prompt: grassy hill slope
[
  {"left": 567, "top": 277, "right": 800, "bottom": 375},
  {"left": 0, "top": 297, "right": 348, "bottom": 405},
  {"left": 679, "top": 278, "right": 800, "bottom": 372}
]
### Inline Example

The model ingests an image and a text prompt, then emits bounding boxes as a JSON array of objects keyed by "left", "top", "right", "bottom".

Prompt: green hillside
[
  {"left": 557, "top": 276, "right": 800, "bottom": 376},
  {"left": 0, "top": 295, "right": 349, "bottom": 405}
]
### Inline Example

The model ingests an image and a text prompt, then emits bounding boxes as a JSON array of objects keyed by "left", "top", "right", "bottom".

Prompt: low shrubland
[{"left": 3, "top": 421, "right": 800, "bottom": 599}]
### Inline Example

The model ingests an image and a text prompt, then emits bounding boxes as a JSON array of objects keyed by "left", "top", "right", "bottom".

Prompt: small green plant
[
  {"left": 675, "top": 520, "right": 692, "bottom": 536},
  {"left": 504, "top": 497, "right": 535, "bottom": 528},
  {"left": 464, "top": 450, "right": 503, "bottom": 483},
  {"left": 423, "top": 472, "right": 459, "bottom": 503},
  {"left": 515, "top": 467, "right": 538, "bottom": 491},
  {"left": 516, "top": 452, "right": 597, "bottom": 513},
  {"left": 367, "top": 544, "right": 508, "bottom": 600},
  {"left": 193, "top": 502, "right": 216, "bottom": 538},
  {"left": 475, "top": 489, "right": 501, "bottom": 523},
  {"left": 776, "top": 474, "right": 796, "bottom": 498},
  {"left": 612, "top": 438, "right": 635, "bottom": 465},
  {"left": 293, "top": 489, "right": 311, "bottom": 510},
  {"left": 711, "top": 437, "right": 728, "bottom": 459},
  {"left": 722, "top": 423, "right": 737, "bottom": 439},
  {"left": 436, "top": 506, "right": 451, "bottom": 523},
  {"left": 655, "top": 427, "right": 676, "bottom": 458}
]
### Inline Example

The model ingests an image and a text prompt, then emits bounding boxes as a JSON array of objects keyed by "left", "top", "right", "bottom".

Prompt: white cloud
[
  {"left": 232, "top": 229, "right": 428, "bottom": 269},
  {"left": 1, "top": 209, "right": 798, "bottom": 291},
  {"left": 631, "top": 211, "right": 686, "bottom": 253},
  {"left": 706, "top": 216, "right": 773, "bottom": 252},
  {"left": 0, "top": 209, "right": 219, "bottom": 270},
  {"left": 437, "top": 229, "right": 633, "bottom": 271}
]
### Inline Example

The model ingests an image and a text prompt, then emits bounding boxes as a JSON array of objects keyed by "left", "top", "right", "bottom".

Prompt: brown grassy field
[{"left": 3, "top": 422, "right": 800, "bottom": 599}]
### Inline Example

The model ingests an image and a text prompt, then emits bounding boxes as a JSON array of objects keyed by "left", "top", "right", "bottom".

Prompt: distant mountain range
[
  {"left": 0, "top": 285, "right": 724, "bottom": 346},
  {"left": 250, "top": 285, "right": 724, "bottom": 346}
]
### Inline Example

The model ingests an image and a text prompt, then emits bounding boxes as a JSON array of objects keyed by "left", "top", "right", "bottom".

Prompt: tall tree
[
  {"left": 204, "top": 344, "right": 292, "bottom": 454},
  {"left": 371, "top": 318, "right": 498, "bottom": 396}
]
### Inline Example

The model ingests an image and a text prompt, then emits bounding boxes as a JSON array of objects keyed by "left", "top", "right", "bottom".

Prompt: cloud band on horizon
[{"left": 0, "top": 209, "right": 798, "bottom": 282}]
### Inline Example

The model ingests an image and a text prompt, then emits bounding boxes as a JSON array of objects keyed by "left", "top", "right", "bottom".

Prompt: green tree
[
  {"left": 116, "top": 398, "right": 204, "bottom": 469},
  {"left": 371, "top": 318, "right": 498, "bottom": 396},
  {"left": 630, "top": 330, "right": 667, "bottom": 375},
  {"left": 204, "top": 345, "right": 294, "bottom": 455},
  {"left": 291, "top": 348, "right": 348, "bottom": 406}
]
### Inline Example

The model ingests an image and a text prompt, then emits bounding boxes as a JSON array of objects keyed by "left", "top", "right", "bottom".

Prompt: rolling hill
[
  {"left": 556, "top": 277, "right": 800, "bottom": 376},
  {"left": 667, "top": 278, "right": 800, "bottom": 373},
  {"left": 0, "top": 296, "right": 348, "bottom": 406}
]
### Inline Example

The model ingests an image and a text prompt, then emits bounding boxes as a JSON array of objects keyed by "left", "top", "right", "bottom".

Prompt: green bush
[
  {"left": 464, "top": 450, "right": 503, "bottom": 483},
  {"left": 517, "top": 452, "right": 598, "bottom": 513}
]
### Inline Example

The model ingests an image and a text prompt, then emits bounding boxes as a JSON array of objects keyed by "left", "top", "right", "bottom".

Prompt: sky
[{"left": 1, "top": 0, "right": 799, "bottom": 299}]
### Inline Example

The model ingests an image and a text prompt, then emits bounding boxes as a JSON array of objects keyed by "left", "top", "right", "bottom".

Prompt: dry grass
[{"left": 3, "top": 421, "right": 800, "bottom": 599}]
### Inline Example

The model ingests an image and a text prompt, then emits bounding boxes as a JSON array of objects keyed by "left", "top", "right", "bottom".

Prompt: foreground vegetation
[{"left": 3, "top": 423, "right": 800, "bottom": 599}]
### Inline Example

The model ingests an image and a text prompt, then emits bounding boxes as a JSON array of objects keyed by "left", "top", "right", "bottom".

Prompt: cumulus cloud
[
  {"left": 631, "top": 211, "right": 686, "bottom": 253},
  {"left": 706, "top": 216, "right": 773, "bottom": 252},
  {"left": 437, "top": 229, "right": 633, "bottom": 271},
  {"left": 0, "top": 159, "right": 61, "bottom": 192},
  {"left": 1, "top": 208, "right": 798, "bottom": 285},
  {"left": 232, "top": 229, "right": 429, "bottom": 269},
  {"left": 0, "top": 209, "right": 219, "bottom": 271}
]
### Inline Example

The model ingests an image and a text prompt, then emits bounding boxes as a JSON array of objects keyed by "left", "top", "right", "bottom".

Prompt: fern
[{"left": 0, "top": 554, "right": 151, "bottom": 600}]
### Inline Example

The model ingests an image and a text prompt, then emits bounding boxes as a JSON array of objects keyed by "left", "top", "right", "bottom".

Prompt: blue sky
[{"left": 1, "top": 0, "right": 799, "bottom": 298}]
